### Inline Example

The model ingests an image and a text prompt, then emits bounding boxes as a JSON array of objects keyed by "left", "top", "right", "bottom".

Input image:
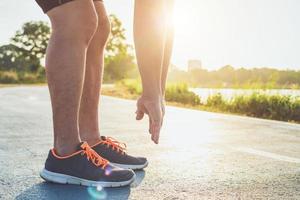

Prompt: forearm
[
  {"left": 161, "top": 0, "right": 175, "bottom": 97},
  {"left": 134, "top": 0, "right": 166, "bottom": 98},
  {"left": 161, "top": 27, "right": 174, "bottom": 96}
]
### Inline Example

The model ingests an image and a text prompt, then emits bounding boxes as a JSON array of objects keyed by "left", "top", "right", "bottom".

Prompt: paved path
[{"left": 0, "top": 86, "right": 299, "bottom": 200}]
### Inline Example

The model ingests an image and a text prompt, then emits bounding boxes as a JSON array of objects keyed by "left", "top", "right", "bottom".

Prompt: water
[{"left": 190, "top": 88, "right": 300, "bottom": 101}]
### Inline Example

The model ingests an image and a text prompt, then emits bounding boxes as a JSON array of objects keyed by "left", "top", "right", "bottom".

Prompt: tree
[
  {"left": 104, "top": 15, "right": 137, "bottom": 82},
  {"left": 105, "top": 15, "right": 128, "bottom": 56},
  {"left": 0, "top": 21, "right": 50, "bottom": 73},
  {"left": 0, "top": 44, "right": 40, "bottom": 72},
  {"left": 11, "top": 21, "right": 50, "bottom": 60},
  {"left": 0, "top": 17, "right": 136, "bottom": 82}
]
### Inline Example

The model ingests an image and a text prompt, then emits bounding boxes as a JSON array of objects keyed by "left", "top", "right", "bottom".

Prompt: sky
[{"left": 1, "top": 0, "right": 300, "bottom": 70}]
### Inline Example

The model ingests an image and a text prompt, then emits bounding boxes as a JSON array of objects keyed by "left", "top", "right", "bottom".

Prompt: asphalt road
[{"left": 0, "top": 86, "right": 299, "bottom": 200}]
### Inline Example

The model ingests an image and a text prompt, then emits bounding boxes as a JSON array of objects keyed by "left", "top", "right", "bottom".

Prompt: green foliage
[
  {"left": 118, "top": 79, "right": 200, "bottom": 105},
  {"left": 117, "top": 79, "right": 142, "bottom": 95},
  {"left": 165, "top": 83, "right": 201, "bottom": 105},
  {"left": 0, "top": 21, "right": 50, "bottom": 83},
  {"left": 205, "top": 92, "right": 300, "bottom": 122},
  {"left": 168, "top": 66, "right": 300, "bottom": 89},
  {"left": 115, "top": 79, "right": 300, "bottom": 122},
  {"left": 104, "top": 15, "right": 137, "bottom": 82},
  {"left": 0, "top": 16, "right": 136, "bottom": 84},
  {"left": 0, "top": 71, "right": 18, "bottom": 83},
  {"left": 206, "top": 93, "right": 225, "bottom": 108},
  {"left": 104, "top": 52, "right": 136, "bottom": 82},
  {"left": 105, "top": 15, "right": 128, "bottom": 56},
  {"left": 0, "top": 70, "right": 46, "bottom": 84},
  {"left": 11, "top": 21, "right": 50, "bottom": 60}
]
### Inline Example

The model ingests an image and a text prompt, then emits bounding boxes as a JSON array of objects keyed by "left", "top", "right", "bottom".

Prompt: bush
[
  {"left": 117, "top": 80, "right": 200, "bottom": 106},
  {"left": 117, "top": 79, "right": 142, "bottom": 95},
  {"left": 0, "top": 71, "right": 19, "bottom": 83},
  {"left": 165, "top": 83, "right": 201, "bottom": 105},
  {"left": 245, "top": 93, "right": 271, "bottom": 117},
  {"left": 291, "top": 98, "right": 300, "bottom": 121},
  {"left": 205, "top": 92, "right": 300, "bottom": 122},
  {"left": 116, "top": 79, "right": 300, "bottom": 123},
  {"left": 0, "top": 70, "right": 46, "bottom": 84},
  {"left": 206, "top": 93, "right": 226, "bottom": 108}
]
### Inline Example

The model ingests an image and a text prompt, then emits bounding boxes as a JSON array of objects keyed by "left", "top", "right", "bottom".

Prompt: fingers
[
  {"left": 136, "top": 96, "right": 164, "bottom": 144},
  {"left": 148, "top": 107, "right": 162, "bottom": 144},
  {"left": 149, "top": 118, "right": 152, "bottom": 134},
  {"left": 150, "top": 119, "right": 161, "bottom": 144},
  {"left": 136, "top": 110, "right": 144, "bottom": 120},
  {"left": 136, "top": 99, "right": 146, "bottom": 120}
]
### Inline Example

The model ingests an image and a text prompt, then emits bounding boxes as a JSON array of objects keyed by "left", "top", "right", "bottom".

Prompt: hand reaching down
[{"left": 136, "top": 96, "right": 163, "bottom": 144}]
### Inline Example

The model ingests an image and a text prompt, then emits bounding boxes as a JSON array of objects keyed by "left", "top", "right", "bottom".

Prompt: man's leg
[
  {"left": 46, "top": 0, "right": 98, "bottom": 156},
  {"left": 79, "top": 1, "right": 110, "bottom": 145},
  {"left": 78, "top": 1, "right": 148, "bottom": 170}
]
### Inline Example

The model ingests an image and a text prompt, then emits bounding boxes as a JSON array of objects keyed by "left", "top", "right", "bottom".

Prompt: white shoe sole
[
  {"left": 111, "top": 161, "right": 148, "bottom": 170},
  {"left": 40, "top": 169, "right": 135, "bottom": 188}
]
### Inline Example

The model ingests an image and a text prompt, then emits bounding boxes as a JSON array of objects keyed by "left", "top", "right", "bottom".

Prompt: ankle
[
  {"left": 80, "top": 134, "right": 101, "bottom": 146},
  {"left": 54, "top": 140, "right": 80, "bottom": 156}
]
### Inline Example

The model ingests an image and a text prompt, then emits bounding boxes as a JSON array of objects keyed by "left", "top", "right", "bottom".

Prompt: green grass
[
  {"left": 165, "top": 83, "right": 200, "bottom": 105},
  {"left": 0, "top": 70, "right": 46, "bottom": 84},
  {"left": 104, "top": 79, "right": 300, "bottom": 123},
  {"left": 116, "top": 79, "right": 200, "bottom": 105},
  {"left": 208, "top": 92, "right": 300, "bottom": 122}
]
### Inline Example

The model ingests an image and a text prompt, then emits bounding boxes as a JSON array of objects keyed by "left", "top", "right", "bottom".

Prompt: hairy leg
[
  {"left": 79, "top": 1, "right": 110, "bottom": 145},
  {"left": 46, "top": 0, "right": 98, "bottom": 156}
]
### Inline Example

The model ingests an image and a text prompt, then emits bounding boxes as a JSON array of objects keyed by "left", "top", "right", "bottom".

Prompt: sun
[{"left": 172, "top": 0, "right": 198, "bottom": 36}]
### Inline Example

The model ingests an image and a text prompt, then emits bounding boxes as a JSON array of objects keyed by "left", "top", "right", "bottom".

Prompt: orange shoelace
[
  {"left": 81, "top": 143, "right": 109, "bottom": 169},
  {"left": 101, "top": 137, "right": 127, "bottom": 154}
]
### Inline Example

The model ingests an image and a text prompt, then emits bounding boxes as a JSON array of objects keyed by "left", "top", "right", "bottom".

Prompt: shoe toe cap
[
  {"left": 136, "top": 157, "right": 148, "bottom": 165},
  {"left": 107, "top": 167, "right": 135, "bottom": 182}
]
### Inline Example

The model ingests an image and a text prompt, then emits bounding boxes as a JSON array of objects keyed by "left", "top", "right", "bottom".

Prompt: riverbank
[
  {"left": 1, "top": 82, "right": 299, "bottom": 123},
  {"left": 102, "top": 80, "right": 300, "bottom": 123}
]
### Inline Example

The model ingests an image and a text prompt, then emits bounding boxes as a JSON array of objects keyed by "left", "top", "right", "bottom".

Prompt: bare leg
[
  {"left": 79, "top": 1, "right": 110, "bottom": 145},
  {"left": 46, "top": 0, "right": 98, "bottom": 156}
]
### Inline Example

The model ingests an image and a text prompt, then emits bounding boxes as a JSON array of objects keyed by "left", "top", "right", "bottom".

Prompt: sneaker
[
  {"left": 40, "top": 142, "right": 135, "bottom": 187},
  {"left": 91, "top": 136, "right": 148, "bottom": 170}
]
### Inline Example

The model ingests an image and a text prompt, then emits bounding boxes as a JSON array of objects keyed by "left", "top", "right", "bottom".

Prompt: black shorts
[{"left": 35, "top": 0, "right": 103, "bottom": 14}]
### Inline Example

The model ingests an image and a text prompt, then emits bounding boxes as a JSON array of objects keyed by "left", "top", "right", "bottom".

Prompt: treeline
[
  {"left": 0, "top": 16, "right": 137, "bottom": 84},
  {"left": 168, "top": 65, "right": 300, "bottom": 89}
]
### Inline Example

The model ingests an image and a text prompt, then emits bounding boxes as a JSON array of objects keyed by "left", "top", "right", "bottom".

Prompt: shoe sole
[
  {"left": 40, "top": 169, "right": 135, "bottom": 188},
  {"left": 111, "top": 161, "right": 148, "bottom": 170}
]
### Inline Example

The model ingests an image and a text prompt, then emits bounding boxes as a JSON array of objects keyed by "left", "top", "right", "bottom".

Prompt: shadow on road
[{"left": 15, "top": 171, "right": 145, "bottom": 200}]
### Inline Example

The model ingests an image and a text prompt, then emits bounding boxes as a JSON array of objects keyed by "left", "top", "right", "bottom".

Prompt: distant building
[
  {"left": 188, "top": 60, "right": 202, "bottom": 71},
  {"left": 169, "top": 63, "right": 179, "bottom": 71}
]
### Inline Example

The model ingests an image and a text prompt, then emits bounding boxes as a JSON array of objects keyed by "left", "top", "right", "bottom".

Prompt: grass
[
  {"left": 102, "top": 79, "right": 300, "bottom": 123},
  {"left": 0, "top": 70, "right": 46, "bottom": 84},
  {"left": 2, "top": 77, "right": 298, "bottom": 123}
]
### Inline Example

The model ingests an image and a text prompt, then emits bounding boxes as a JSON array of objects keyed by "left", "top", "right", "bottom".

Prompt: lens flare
[
  {"left": 105, "top": 166, "right": 112, "bottom": 176},
  {"left": 87, "top": 185, "right": 107, "bottom": 200}
]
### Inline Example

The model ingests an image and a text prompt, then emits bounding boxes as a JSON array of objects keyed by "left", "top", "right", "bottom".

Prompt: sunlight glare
[{"left": 172, "top": 1, "right": 200, "bottom": 36}]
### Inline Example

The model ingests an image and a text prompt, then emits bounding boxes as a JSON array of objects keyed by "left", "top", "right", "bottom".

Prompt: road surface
[{"left": 0, "top": 86, "right": 299, "bottom": 200}]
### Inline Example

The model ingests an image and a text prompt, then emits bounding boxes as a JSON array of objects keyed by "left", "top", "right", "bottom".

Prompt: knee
[
  {"left": 50, "top": 10, "right": 99, "bottom": 46},
  {"left": 81, "top": 15, "right": 99, "bottom": 45},
  {"left": 92, "top": 15, "right": 111, "bottom": 47}
]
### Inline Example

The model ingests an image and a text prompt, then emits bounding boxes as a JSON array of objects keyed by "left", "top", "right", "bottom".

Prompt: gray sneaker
[
  {"left": 40, "top": 142, "right": 136, "bottom": 187},
  {"left": 92, "top": 136, "right": 148, "bottom": 170}
]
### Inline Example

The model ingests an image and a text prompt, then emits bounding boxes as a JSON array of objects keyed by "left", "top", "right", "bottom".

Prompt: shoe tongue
[{"left": 100, "top": 136, "right": 107, "bottom": 141}]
